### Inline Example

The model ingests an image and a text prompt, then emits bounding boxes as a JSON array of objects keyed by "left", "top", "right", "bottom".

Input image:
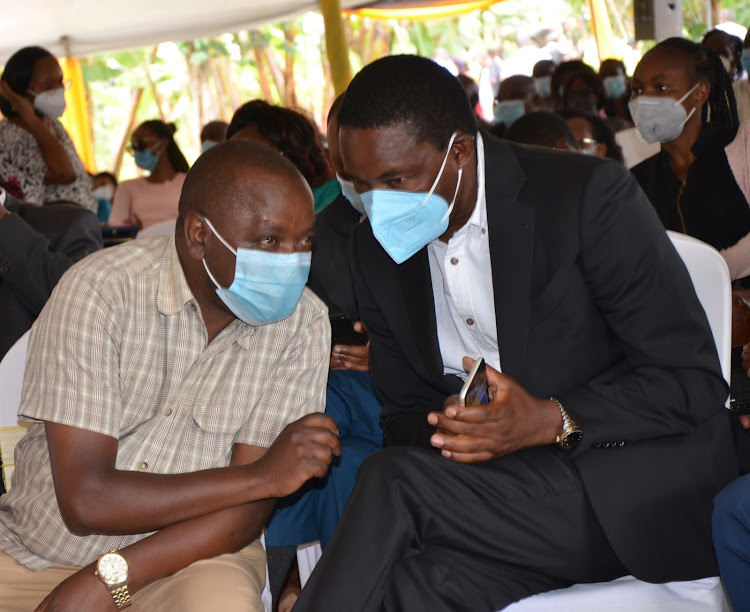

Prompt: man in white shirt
[{"left": 294, "top": 54, "right": 736, "bottom": 612}]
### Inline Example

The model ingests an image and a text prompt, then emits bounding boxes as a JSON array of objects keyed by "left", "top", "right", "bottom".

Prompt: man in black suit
[
  {"left": 293, "top": 55, "right": 737, "bottom": 611},
  {"left": 0, "top": 184, "right": 102, "bottom": 359}
]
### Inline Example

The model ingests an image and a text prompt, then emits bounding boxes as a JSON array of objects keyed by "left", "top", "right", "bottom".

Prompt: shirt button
[
  {"left": 165, "top": 407, "right": 173, "bottom": 416},
  {"left": 139, "top": 461, "right": 148, "bottom": 471},
  {"left": 466, "top": 318, "right": 475, "bottom": 326},
  {"left": 450, "top": 257, "right": 459, "bottom": 265},
  {"left": 481, "top": 228, "right": 487, "bottom": 235}
]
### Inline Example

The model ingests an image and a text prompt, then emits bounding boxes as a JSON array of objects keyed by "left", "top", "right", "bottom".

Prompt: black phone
[
  {"left": 330, "top": 313, "right": 368, "bottom": 347},
  {"left": 459, "top": 357, "right": 490, "bottom": 407}
]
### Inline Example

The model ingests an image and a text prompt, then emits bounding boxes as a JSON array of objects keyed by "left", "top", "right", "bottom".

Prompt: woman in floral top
[{"left": 0, "top": 46, "right": 95, "bottom": 212}]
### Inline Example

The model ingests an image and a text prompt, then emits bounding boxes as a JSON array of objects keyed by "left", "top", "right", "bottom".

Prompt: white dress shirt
[{"left": 428, "top": 134, "right": 500, "bottom": 378}]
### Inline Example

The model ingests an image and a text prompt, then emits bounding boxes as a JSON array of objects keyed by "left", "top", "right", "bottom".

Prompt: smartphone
[
  {"left": 459, "top": 357, "right": 490, "bottom": 407},
  {"left": 330, "top": 313, "right": 368, "bottom": 347}
]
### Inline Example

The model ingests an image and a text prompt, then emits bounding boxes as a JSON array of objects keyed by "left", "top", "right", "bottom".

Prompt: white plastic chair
[
  {"left": 0, "top": 331, "right": 31, "bottom": 492},
  {"left": 135, "top": 219, "right": 176, "bottom": 238},
  {"left": 295, "top": 233, "right": 733, "bottom": 611},
  {"left": 0, "top": 330, "right": 274, "bottom": 609},
  {"left": 615, "top": 127, "right": 661, "bottom": 169},
  {"left": 501, "top": 231, "right": 731, "bottom": 611}
]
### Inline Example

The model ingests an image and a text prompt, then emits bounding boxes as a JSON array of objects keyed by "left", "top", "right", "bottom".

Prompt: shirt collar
[
  {"left": 453, "top": 133, "right": 487, "bottom": 237},
  {"left": 0, "top": 187, "right": 6, "bottom": 208},
  {"left": 157, "top": 236, "right": 196, "bottom": 316}
]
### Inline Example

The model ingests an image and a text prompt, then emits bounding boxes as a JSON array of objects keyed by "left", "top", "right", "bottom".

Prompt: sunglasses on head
[{"left": 127, "top": 138, "right": 158, "bottom": 154}]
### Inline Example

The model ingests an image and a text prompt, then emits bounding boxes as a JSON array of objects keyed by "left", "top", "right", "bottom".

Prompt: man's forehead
[{"left": 339, "top": 126, "right": 437, "bottom": 176}]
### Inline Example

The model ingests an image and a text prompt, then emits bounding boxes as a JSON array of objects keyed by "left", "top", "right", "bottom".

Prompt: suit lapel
[{"left": 482, "top": 135, "right": 533, "bottom": 379}]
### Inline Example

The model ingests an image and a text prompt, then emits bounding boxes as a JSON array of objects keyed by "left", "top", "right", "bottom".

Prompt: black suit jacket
[
  {"left": 350, "top": 134, "right": 737, "bottom": 582},
  {"left": 0, "top": 193, "right": 103, "bottom": 358}
]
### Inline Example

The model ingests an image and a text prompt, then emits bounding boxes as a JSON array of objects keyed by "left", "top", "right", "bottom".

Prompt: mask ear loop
[
  {"left": 201, "top": 216, "right": 237, "bottom": 290},
  {"left": 673, "top": 82, "right": 700, "bottom": 129},
  {"left": 440, "top": 168, "right": 463, "bottom": 225},
  {"left": 420, "top": 132, "right": 458, "bottom": 209}
]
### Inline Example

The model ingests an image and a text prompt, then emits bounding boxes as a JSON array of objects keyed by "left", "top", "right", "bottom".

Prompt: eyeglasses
[
  {"left": 127, "top": 138, "right": 158, "bottom": 155},
  {"left": 578, "top": 137, "right": 599, "bottom": 149}
]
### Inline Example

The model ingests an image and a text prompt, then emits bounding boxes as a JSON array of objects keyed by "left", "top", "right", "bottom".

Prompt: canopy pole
[
  {"left": 320, "top": 0, "right": 352, "bottom": 97},
  {"left": 586, "top": 0, "right": 616, "bottom": 64}
]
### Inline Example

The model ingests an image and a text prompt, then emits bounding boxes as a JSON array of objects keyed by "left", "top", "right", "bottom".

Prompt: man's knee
[{"left": 713, "top": 474, "right": 750, "bottom": 548}]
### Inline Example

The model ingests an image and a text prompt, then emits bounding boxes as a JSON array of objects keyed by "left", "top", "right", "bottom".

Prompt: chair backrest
[
  {"left": 667, "top": 231, "right": 732, "bottom": 390},
  {"left": 136, "top": 219, "right": 176, "bottom": 238},
  {"left": 0, "top": 330, "right": 30, "bottom": 427},
  {"left": 615, "top": 127, "right": 661, "bottom": 169}
]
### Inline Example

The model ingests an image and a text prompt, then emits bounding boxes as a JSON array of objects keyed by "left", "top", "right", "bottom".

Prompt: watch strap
[
  {"left": 109, "top": 583, "right": 132, "bottom": 609},
  {"left": 551, "top": 396, "right": 581, "bottom": 449}
]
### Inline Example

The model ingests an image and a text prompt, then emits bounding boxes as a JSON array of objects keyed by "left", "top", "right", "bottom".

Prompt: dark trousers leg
[
  {"left": 294, "top": 446, "right": 625, "bottom": 612},
  {"left": 713, "top": 473, "right": 750, "bottom": 612}
]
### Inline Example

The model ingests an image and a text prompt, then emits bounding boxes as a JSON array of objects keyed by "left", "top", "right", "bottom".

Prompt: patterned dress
[{"left": 0, "top": 119, "right": 96, "bottom": 212}]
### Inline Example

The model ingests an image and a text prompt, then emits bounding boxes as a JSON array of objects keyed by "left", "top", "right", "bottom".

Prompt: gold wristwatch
[
  {"left": 551, "top": 397, "right": 582, "bottom": 450},
  {"left": 95, "top": 551, "right": 132, "bottom": 609}
]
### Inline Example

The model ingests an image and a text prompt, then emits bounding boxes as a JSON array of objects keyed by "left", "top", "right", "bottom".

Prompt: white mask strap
[
  {"left": 421, "top": 132, "right": 458, "bottom": 208},
  {"left": 675, "top": 82, "right": 699, "bottom": 106},
  {"left": 202, "top": 216, "right": 237, "bottom": 255},
  {"left": 440, "top": 168, "right": 462, "bottom": 225}
]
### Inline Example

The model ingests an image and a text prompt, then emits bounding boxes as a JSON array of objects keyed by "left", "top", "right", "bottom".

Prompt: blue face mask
[
  {"left": 201, "top": 140, "right": 218, "bottom": 153},
  {"left": 603, "top": 74, "right": 627, "bottom": 99},
  {"left": 741, "top": 49, "right": 750, "bottom": 77},
  {"left": 361, "top": 132, "right": 463, "bottom": 265},
  {"left": 134, "top": 149, "right": 159, "bottom": 172},
  {"left": 494, "top": 99, "right": 526, "bottom": 126},
  {"left": 534, "top": 76, "right": 552, "bottom": 99},
  {"left": 201, "top": 217, "right": 311, "bottom": 326},
  {"left": 337, "top": 174, "right": 366, "bottom": 216}
]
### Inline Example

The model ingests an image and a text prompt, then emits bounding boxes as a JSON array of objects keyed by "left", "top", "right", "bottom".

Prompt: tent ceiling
[{"left": 1, "top": 0, "right": 364, "bottom": 62}]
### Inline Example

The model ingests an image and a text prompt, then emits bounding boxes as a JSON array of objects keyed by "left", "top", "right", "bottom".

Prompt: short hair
[
  {"left": 457, "top": 73, "right": 480, "bottom": 109},
  {"left": 562, "top": 72, "right": 607, "bottom": 112},
  {"left": 227, "top": 99, "right": 333, "bottom": 188},
  {"left": 0, "top": 46, "right": 55, "bottom": 118},
  {"left": 337, "top": 55, "right": 477, "bottom": 150},
  {"left": 178, "top": 140, "right": 308, "bottom": 221},
  {"left": 532, "top": 59, "right": 556, "bottom": 78},
  {"left": 551, "top": 60, "right": 596, "bottom": 103},
  {"left": 136, "top": 120, "right": 190, "bottom": 174},
  {"left": 558, "top": 109, "right": 624, "bottom": 163},
  {"left": 327, "top": 93, "right": 346, "bottom": 126},
  {"left": 643, "top": 37, "right": 738, "bottom": 129},
  {"left": 200, "top": 120, "right": 229, "bottom": 143},
  {"left": 504, "top": 111, "right": 579, "bottom": 150},
  {"left": 95, "top": 171, "right": 118, "bottom": 187},
  {"left": 599, "top": 58, "right": 627, "bottom": 79}
]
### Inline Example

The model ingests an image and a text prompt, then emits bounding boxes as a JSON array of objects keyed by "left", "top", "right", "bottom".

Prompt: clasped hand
[
  {"left": 255, "top": 412, "right": 341, "bottom": 499},
  {"left": 428, "top": 357, "right": 560, "bottom": 463}
]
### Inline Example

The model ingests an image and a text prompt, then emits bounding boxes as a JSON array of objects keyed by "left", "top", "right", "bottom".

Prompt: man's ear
[
  {"left": 452, "top": 132, "right": 476, "bottom": 172},
  {"left": 184, "top": 212, "right": 208, "bottom": 261}
]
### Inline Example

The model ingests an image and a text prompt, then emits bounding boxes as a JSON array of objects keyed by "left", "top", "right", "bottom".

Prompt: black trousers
[{"left": 293, "top": 445, "right": 627, "bottom": 612}]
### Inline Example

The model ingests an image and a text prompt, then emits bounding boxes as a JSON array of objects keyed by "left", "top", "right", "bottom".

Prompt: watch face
[
  {"left": 98, "top": 553, "right": 129, "bottom": 585},
  {"left": 562, "top": 430, "right": 583, "bottom": 449}
]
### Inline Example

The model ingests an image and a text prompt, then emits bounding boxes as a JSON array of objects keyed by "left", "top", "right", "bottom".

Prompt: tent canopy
[{"left": 0, "top": 0, "right": 363, "bottom": 62}]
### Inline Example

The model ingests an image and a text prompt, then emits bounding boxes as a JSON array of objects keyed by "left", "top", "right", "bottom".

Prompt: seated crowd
[{"left": 0, "top": 25, "right": 750, "bottom": 612}]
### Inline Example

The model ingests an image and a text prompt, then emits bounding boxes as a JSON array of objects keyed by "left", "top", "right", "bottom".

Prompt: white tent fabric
[{"left": 0, "top": 0, "right": 364, "bottom": 62}]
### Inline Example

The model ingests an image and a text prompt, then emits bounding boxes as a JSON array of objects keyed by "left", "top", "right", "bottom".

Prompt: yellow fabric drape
[
  {"left": 60, "top": 57, "right": 95, "bottom": 173},
  {"left": 320, "top": 0, "right": 352, "bottom": 97},
  {"left": 587, "top": 0, "right": 616, "bottom": 64},
  {"left": 344, "top": 0, "right": 499, "bottom": 20}
]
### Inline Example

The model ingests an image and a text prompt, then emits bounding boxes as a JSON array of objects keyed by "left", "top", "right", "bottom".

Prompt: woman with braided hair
[{"left": 630, "top": 37, "right": 748, "bottom": 258}]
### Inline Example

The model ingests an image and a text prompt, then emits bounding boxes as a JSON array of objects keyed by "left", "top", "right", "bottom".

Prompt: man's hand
[
  {"left": 330, "top": 321, "right": 370, "bottom": 372},
  {"left": 427, "top": 357, "right": 562, "bottom": 463},
  {"left": 254, "top": 413, "right": 341, "bottom": 499},
  {"left": 35, "top": 565, "right": 116, "bottom": 612}
]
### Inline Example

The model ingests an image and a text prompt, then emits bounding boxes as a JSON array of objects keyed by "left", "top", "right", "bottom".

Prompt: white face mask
[
  {"left": 336, "top": 174, "right": 366, "bottom": 216},
  {"left": 628, "top": 83, "right": 699, "bottom": 145},
  {"left": 93, "top": 185, "right": 114, "bottom": 201},
  {"left": 30, "top": 87, "right": 66, "bottom": 119}
]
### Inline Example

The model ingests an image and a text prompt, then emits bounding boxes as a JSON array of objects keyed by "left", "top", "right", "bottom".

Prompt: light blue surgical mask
[
  {"left": 741, "top": 49, "right": 750, "bottom": 76},
  {"left": 628, "top": 83, "right": 698, "bottom": 145},
  {"left": 201, "top": 217, "right": 311, "bottom": 326},
  {"left": 534, "top": 76, "right": 552, "bottom": 99},
  {"left": 201, "top": 140, "right": 218, "bottom": 153},
  {"left": 134, "top": 149, "right": 159, "bottom": 172},
  {"left": 603, "top": 74, "right": 627, "bottom": 99},
  {"left": 362, "top": 132, "right": 463, "bottom": 265},
  {"left": 494, "top": 99, "right": 526, "bottom": 127},
  {"left": 337, "top": 174, "right": 366, "bottom": 216}
]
